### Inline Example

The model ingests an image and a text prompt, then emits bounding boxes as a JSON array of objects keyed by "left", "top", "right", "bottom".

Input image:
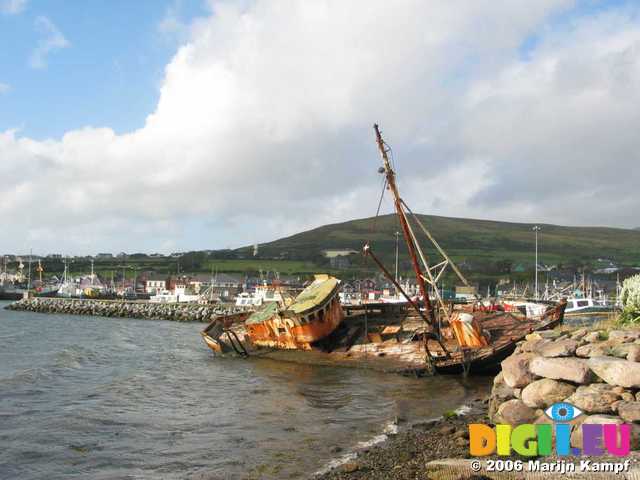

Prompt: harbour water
[{"left": 0, "top": 302, "right": 490, "bottom": 479}]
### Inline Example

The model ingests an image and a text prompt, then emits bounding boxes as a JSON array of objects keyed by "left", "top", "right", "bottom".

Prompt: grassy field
[{"left": 202, "top": 259, "right": 317, "bottom": 275}]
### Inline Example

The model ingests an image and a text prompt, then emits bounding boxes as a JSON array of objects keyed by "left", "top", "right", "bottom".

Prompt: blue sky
[
  {"left": 0, "top": 0, "right": 208, "bottom": 139},
  {"left": 1, "top": 0, "right": 632, "bottom": 141}
]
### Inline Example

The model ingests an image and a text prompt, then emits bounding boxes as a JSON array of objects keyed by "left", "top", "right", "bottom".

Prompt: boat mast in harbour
[
  {"left": 370, "top": 124, "right": 435, "bottom": 325},
  {"left": 27, "top": 249, "right": 32, "bottom": 292},
  {"left": 367, "top": 125, "right": 478, "bottom": 331}
]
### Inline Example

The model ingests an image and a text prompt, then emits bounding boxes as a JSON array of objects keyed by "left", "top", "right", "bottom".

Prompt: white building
[{"left": 145, "top": 276, "right": 167, "bottom": 294}]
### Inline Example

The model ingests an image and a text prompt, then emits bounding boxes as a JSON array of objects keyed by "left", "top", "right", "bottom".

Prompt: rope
[{"left": 370, "top": 177, "right": 388, "bottom": 234}]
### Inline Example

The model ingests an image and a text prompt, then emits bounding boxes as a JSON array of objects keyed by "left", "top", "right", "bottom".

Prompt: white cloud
[
  {"left": 29, "top": 16, "right": 70, "bottom": 69},
  {"left": 459, "top": 8, "right": 640, "bottom": 226},
  {"left": 0, "top": 0, "right": 26, "bottom": 15},
  {"left": 3, "top": 0, "right": 640, "bottom": 255},
  {"left": 0, "top": 82, "right": 9, "bottom": 94}
]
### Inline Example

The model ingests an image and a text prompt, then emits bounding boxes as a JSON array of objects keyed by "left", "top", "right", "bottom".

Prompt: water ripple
[{"left": 0, "top": 305, "right": 491, "bottom": 479}]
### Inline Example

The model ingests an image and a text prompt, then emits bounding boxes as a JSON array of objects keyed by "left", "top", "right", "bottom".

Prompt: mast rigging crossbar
[{"left": 402, "top": 200, "right": 481, "bottom": 301}]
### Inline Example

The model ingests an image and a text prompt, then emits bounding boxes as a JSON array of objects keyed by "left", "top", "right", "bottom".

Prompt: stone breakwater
[
  {"left": 489, "top": 325, "right": 640, "bottom": 449},
  {"left": 4, "top": 297, "right": 240, "bottom": 322}
]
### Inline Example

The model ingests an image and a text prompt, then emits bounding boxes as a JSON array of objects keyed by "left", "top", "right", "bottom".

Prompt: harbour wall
[{"left": 4, "top": 297, "right": 237, "bottom": 322}]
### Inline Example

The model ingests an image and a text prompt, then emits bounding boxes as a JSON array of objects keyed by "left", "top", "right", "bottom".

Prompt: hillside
[
  {"left": 30, "top": 214, "right": 638, "bottom": 281},
  {"left": 242, "top": 214, "right": 640, "bottom": 270}
]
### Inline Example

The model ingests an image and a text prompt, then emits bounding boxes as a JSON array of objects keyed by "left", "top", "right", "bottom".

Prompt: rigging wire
[{"left": 370, "top": 177, "right": 388, "bottom": 235}]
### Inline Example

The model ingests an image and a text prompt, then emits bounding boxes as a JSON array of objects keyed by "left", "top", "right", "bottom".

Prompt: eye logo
[
  {"left": 469, "top": 401, "right": 630, "bottom": 457},
  {"left": 545, "top": 402, "right": 583, "bottom": 422}
]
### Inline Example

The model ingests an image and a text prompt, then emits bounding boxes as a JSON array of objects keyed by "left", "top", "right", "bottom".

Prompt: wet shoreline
[{"left": 315, "top": 397, "right": 489, "bottom": 479}]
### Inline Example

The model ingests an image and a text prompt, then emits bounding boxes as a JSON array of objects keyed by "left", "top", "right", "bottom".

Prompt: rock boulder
[
  {"left": 501, "top": 353, "right": 539, "bottom": 388},
  {"left": 566, "top": 384, "right": 621, "bottom": 414},
  {"left": 539, "top": 338, "right": 579, "bottom": 357},
  {"left": 609, "top": 330, "right": 640, "bottom": 343},
  {"left": 494, "top": 399, "right": 537, "bottom": 426},
  {"left": 587, "top": 357, "right": 640, "bottom": 388},
  {"left": 521, "top": 378, "right": 576, "bottom": 409},
  {"left": 529, "top": 357, "right": 592, "bottom": 384},
  {"left": 628, "top": 345, "right": 640, "bottom": 363},
  {"left": 617, "top": 402, "right": 640, "bottom": 423}
]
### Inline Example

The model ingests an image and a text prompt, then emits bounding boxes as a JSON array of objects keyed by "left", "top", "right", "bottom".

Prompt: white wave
[
  {"left": 455, "top": 404, "right": 472, "bottom": 416},
  {"left": 316, "top": 452, "right": 358, "bottom": 476},
  {"left": 314, "top": 403, "right": 473, "bottom": 476},
  {"left": 313, "top": 420, "right": 396, "bottom": 476}
]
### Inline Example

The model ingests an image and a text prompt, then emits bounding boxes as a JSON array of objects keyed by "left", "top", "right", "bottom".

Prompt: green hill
[
  {"left": 38, "top": 214, "right": 638, "bottom": 282},
  {"left": 240, "top": 214, "right": 640, "bottom": 272}
]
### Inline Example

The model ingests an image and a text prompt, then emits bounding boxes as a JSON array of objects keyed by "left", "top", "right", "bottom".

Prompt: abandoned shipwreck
[{"left": 201, "top": 125, "right": 567, "bottom": 374}]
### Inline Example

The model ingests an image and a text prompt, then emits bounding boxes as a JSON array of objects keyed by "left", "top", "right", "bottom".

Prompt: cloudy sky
[{"left": 0, "top": 0, "right": 638, "bottom": 255}]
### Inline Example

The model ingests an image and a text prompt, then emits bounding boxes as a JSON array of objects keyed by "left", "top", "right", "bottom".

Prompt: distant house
[
  {"left": 145, "top": 275, "right": 167, "bottom": 294},
  {"left": 174, "top": 281, "right": 187, "bottom": 295},
  {"left": 206, "top": 273, "right": 243, "bottom": 299},
  {"left": 188, "top": 274, "right": 211, "bottom": 293},
  {"left": 165, "top": 276, "right": 187, "bottom": 294},
  {"left": 212, "top": 273, "right": 242, "bottom": 288},
  {"left": 322, "top": 249, "right": 358, "bottom": 258},
  {"left": 341, "top": 282, "right": 356, "bottom": 294},
  {"left": 46, "top": 253, "right": 62, "bottom": 259},
  {"left": 352, "top": 278, "right": 377, "bottom": 292},
  {"left": 188, "top": 273, "right": 242, "bottom": 294},
  {"left": 96, "top": 253, "right": 113, "bottom": 260}
]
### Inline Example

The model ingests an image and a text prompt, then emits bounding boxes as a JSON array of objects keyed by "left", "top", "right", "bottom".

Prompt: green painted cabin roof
[
  {"left": 244, "top": 275, "right": 338, "bottom": 324},
  {"left": 288, "top": 276, "right": 338, "bottom": 314},
  {"left": 245, "top": 301, "right": 279, "bottom": 325}
]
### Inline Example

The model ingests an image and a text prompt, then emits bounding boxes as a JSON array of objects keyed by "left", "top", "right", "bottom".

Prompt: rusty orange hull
[{"left": 247, "top": 293, "right": 343, "bottom": 350}]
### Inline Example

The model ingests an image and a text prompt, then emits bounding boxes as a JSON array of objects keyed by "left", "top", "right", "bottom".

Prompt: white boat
[
  {"left": 234, "top": 283, "right": 285, "bottom": 308},
  {"left": 564, "top": 297, "right": 614, "bottom": 314}
]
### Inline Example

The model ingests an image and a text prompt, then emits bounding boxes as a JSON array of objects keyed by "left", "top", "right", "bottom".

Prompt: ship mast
[
  {"left": 373, "top": 124, "right": 436, "bottom": 325},
  {"left": 36, "top": 260, "right": 43, "bottom": 284}
]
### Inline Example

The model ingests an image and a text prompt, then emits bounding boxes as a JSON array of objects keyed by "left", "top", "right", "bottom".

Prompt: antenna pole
[
  {"left": 373, "top": 124, "right": 435, "bottom": 325},
  {"left": 27, "top": 249, "right": 32, "bottom": 291},
  {"left": 394, "top": 231, "right": 399, "bottom": 282},
  {"left": 533, "top": 226, "right": 541, "bottom": 300}
]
